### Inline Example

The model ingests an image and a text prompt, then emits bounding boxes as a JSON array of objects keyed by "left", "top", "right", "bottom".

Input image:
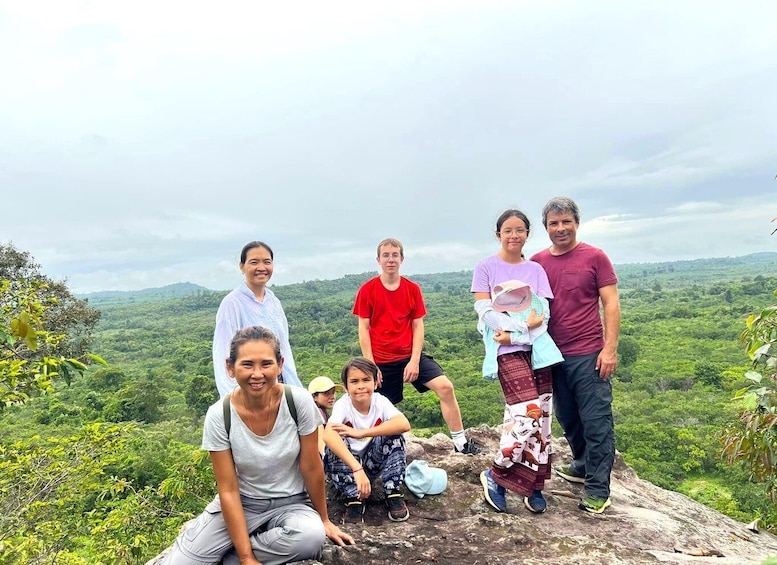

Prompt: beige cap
[{"left": 308, "top": 376, "right": 345, "bottom": 394}]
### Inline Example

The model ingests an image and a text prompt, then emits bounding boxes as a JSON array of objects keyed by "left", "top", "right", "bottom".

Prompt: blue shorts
[{"left": 376, "top": 353, "right": 445, "bottom": 404}]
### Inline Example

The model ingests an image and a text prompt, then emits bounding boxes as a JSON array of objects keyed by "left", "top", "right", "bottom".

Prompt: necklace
[{"left": 240, "top": 386, "right": 280, "bottom": 436}]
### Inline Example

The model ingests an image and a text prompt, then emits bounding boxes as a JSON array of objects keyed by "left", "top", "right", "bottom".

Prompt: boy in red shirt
[{"left": 352, "top": 238, "right": 481, "bottom": 455}]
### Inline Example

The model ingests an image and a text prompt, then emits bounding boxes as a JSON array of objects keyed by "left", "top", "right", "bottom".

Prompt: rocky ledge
[{"left": 148, "top": 425, "right": 777, "bottom": 565}]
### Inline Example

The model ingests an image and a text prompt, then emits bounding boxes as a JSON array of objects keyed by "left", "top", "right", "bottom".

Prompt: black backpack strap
[
  {"left": 223, "top": 393, "right": 232, "bottom": 437},
  {"left": 283, "top": 384, "right": 298, "bottom": 427}
]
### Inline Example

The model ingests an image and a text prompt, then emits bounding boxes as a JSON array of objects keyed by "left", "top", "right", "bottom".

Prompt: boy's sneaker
[
  {"left": 385, "top": 491, "right": 409, "bottom": 522},
  {"left": 454, "top": 438, "right": 483, "bottom": 455},
  {"left": 523, "top": 490, "right": 547, "bottom": 514},
  {"left": 578, "top": 495, "right": 611, "bottom": 514},
  {"left": 343, "top": 498, "right": 364, "bottom": 524},
  {"left": 554, "top": 465, "right": 585, "bottom": 484},
  {"left": 480, "top": 469, "right": 507, "bottom": 512}
]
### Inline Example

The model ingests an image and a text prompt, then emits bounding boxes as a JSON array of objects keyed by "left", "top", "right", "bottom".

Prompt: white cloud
[{"left": 1, "top": 1, "right": 776, "bottom": 292}]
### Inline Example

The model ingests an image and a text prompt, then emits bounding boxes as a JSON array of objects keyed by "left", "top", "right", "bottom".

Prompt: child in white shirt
[{"left": 323, "top": 357, "right": 411, "bottom": 524}]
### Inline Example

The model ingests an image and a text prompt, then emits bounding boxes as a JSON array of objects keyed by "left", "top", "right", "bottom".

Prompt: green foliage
[
  {"left": 90, "top": 368, "right": 129, "bottom": 391},
  {"left": 102, "top": 374, "right": 168, "bottom": 424},
  {"left": 88, "top": 445, "right": 213, "bottom": 564},
  {"left": 721, "top": 291, "right": 777, "bottom": 531},
  {"left": 0, "top": 423, "right": 129, "bottom": 563},
  {"left": 1, "top": 243, "right": 101, "bottom": 360},
  {"left": 695, "top": 360, "right": 723, "bottom": 387},
  {"left": 1, "top": 277, "right": 107, "bottom": 408},
  {"left": 185, "top": 374, "right": 217, "bottom": 423},
  {"left": 0, "top": 422, "right": 214, "bottom": 564},
  {"left": 618, "top": 335, "right": 640, "bottom": 367},
  {"left": 2, "top": 258, "right": 777, "bottom": 562}
]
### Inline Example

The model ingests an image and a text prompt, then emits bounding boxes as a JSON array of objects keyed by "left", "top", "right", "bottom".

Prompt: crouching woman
[{"left": 164, "top": 326, "right": 353, "bottom": 565}]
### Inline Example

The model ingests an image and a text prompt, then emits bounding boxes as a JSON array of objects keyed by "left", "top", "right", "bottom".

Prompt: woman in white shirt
[{"left": 213, "top": 241, "right": 302, "bottom": 397}]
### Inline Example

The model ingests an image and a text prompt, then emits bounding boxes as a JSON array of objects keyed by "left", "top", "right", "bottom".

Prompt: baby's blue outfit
[{"left": 476, "top": 293, "right": 563, "bottom": 381}]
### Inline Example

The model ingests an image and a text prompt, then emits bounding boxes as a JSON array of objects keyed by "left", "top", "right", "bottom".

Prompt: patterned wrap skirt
[{"left": 490, "top": 350, "right": 553, "bottom": 497}]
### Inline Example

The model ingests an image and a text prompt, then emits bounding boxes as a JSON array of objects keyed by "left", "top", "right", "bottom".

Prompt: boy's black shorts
[{"left": 376, "top": 353, "right": 444, "bottom": 405}]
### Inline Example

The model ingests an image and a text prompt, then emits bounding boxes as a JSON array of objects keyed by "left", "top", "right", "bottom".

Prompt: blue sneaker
[
  {"left": 480, "top": 469, "right": 507, "bottom": 512},
  {"left": 524, "top": 490, "right": 547, "bottom": 514}
]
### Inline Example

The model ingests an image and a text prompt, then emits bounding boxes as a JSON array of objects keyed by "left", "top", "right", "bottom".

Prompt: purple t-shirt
[
  {"left": 531, "top": 242, "right": 617, "bottom": 356},
  {"left": 471, "top": 255, "right": 553, "bottom": 355}
]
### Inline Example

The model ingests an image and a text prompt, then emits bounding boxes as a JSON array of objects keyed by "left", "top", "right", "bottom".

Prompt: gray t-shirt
[{"left": 202, "top": 386, "right": 319, "bottom": 499}]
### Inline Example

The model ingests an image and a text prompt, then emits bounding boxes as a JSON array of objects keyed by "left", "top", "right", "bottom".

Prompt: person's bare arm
[
  {"left": 322, "top": 424, "right": 371, "bottom": 499},
  {"left": 210, "top": 450, "right": 261, "bottom": 565},
  {"left": 597, "top": 284, "right": 621, "bottom": 380},
  {"left": 357, "top": 317, "right": 373, "bottom": 360},
  {"left": 357, "top": 317, "right": 382, "bottom": 386},
  {"left": 298, "top": 432, "right": 355, "bottom": 547},
  {"left": 331, "top": 413, "right": 411, "bottom": 440},
  {"left": 403, "top": 318, "right": 425, "bottom": 382}
]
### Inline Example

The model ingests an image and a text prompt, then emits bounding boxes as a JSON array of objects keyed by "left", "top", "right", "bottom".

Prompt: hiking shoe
[
  {"left": 385, "top": 491, "right": 409, "bottom": 522},
  {"left": 480, "top": 469, "right": 507, "bottom": 512},
  {"left": 455, "top": 438, "right": 483, "bottom": 455},
  {"left": 554, "top": 465, "right": 585, "bottom": 484},
  {"left": 343, "top": 498, "right": 364, "bottom": 524},
  {"left": 579, "top": 495, "right": 611, "bottom": 514},
  {"left": 524, "top": 490, "right": 547, "bottom": 514}
]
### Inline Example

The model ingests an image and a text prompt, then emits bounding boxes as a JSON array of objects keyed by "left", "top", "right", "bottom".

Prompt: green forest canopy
[{"left": 1, "top": 251, "right": 776, "bottom": 563}]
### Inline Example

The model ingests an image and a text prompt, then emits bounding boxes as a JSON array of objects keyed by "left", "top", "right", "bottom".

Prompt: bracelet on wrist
[{"left": 353, "top": 466, "right": 363, "bottom": 473}]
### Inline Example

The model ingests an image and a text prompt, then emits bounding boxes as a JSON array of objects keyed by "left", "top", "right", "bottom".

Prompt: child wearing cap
[
  {"left": 309, "top": 376, "right": 344, "bottom": 423},
  {"left": 308, "top": 376, "right": 344, "bottom": 455},
  {"left": 323, "top": 357, "right": 411, "bottom": 524}
]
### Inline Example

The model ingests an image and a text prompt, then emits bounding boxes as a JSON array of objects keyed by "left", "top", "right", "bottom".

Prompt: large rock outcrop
[{"left": 148, "top": 426, "right": 777, "bottom": 564}]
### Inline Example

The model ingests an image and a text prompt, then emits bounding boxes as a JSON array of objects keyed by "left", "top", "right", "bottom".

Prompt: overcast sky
[{"left": 2, "top": 1, "right": 776, "bottom": 293}]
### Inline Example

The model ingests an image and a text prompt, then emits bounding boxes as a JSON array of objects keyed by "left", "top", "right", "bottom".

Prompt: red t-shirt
[
  {"left": 352, "top": 276, "right": 427, "bottom": 364},
  {"left": 530, "top": 242, "right": 618, "bottom": 356}
]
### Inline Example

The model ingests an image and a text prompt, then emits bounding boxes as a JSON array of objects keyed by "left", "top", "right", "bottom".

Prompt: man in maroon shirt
[{"left": 531, "top": 197, "right": 621, "bottom": 514}]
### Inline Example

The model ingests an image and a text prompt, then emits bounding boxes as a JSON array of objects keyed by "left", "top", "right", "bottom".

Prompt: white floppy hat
[
  {"left": 308, "top": 376, "right": 345, "bottom": 394},
  {"left": 405, "top": 460, "right": 447, "bottom": 498},
  {"left": 492, "top": 279, "right": 532, "bottom": 312}
]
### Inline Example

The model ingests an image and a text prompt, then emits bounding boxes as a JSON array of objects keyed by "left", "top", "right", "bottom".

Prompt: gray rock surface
[{"left": 147, "top": 426, "right": 777, "bottom": 564}]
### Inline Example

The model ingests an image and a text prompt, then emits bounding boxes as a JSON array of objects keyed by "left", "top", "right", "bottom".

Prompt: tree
[
  {"left": 618, "top": 335, "right": 640, "bottom": 367},
  {"left": 185, "top": 374, "right": 217, "bottom": 423},
  {"left": 0, "top": 277, "right": 105, "bottom": 407},
  {"left": 694, "top": 360, "right": 723, "bottom": 387},
  {"left": 103, "top": 374, "right": 168, "bottom": 423},
  {"left": 1, "top": 243, "right": 105, "bottom": 407},
  {"left": 90, "top": 367, "right": 128, "bottom": 390},
  {"left": 721, "top": 289, "right": 777, "bottom": 531},
  {"left": 0, "top": 243, "right": 100, "bottom": 360}
]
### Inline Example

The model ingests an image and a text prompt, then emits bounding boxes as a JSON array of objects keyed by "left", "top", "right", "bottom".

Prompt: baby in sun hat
[{"left": 476, "top": 279, "right": 563, "bottom": 380}]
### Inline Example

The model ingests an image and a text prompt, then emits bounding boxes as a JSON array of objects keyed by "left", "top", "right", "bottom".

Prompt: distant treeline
[{"left": 2, "top": 253, "right": 776, "bottom": 562}]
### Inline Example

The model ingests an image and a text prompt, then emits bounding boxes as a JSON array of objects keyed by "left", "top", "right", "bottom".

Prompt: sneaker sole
[
  {"left": 480, "top": 471, "right": 506, "bottom": 513},
  {"left": 554, "top": 467, "right": 585, "bottom": 484},
  {"left": 386, "top": 495, "right": 409, "bottom": 522},
  {"left": 342, "top": 502, "right": 365, "bottom": 524},
  {"left": 524, "top": 496, "right": 547, "bottom": 514},
  {"left": 579, "top": 497, "right": 611, "bottom": 514},
  {"left": 388, "top": 510, "right": 409, "bottom": 522}
]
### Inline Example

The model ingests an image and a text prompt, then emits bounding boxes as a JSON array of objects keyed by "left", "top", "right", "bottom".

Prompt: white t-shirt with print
[{"left": 328, "top": 392, "right": 402, "bottom": 456}]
